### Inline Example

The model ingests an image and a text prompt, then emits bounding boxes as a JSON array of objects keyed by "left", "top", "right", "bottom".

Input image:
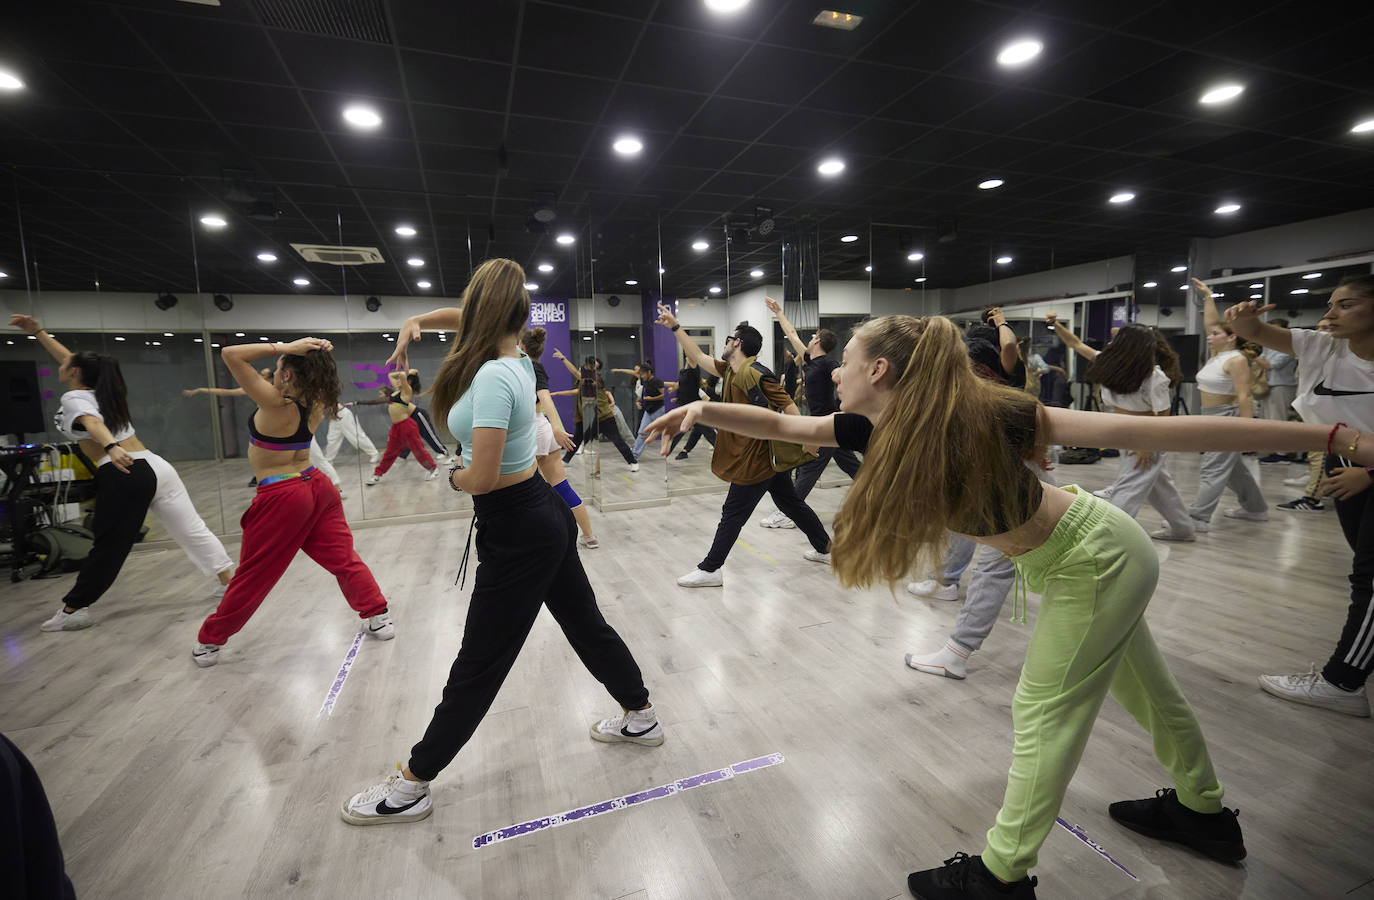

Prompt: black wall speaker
[
  {"left": 1165, "top": 333, "right": 1202, "bottom": 383},
  {"left": 0, "top": 360, "right": 45, "bottom": 435}
]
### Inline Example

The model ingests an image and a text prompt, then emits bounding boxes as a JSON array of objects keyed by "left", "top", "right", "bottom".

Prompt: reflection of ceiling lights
[
  {"left": 978, "top": 178, "right": 1004, "bottom": 190},
  {"left": 1250, "top": 282, "right": 1264, "bottom": 288},
  {"left": 1142, "top": 281, "right": 1158, "bottom": 288},
  {"left": 556, "top": 233, "right": 575, "bottom": 245},
  {"left": 692, "top": 239, "right": 710, "bottom": 251},
  {"left": 612, "top": 136, "right": 643, "bottom": 155},
  {"left": 841, "top": 234, "right": 858, "bottom": 243},
  {"left": 343, "top": 104, "right": 382, "bottom": 129},
  {"left": 1171, "top": 265, "right": 1187, "bottom": 273},
  {"left": 659, "top": 267, "right": 666, "bottom": 274},
  {"left": 996, "top": 39, "right": 1043, "bottom": 67},
  {"left": 0, "top": 69, "right": 25, "bottom": 91},
  {"left": 708, "top": 286, "right": 722, "bottom": 294},
  {"left": 915, "top": 277, "right": 927, "bottom": 283},
  {"left": 907, "top": 252, "right": 924, "bottom": 261},
  {"left": 750, "top": 270, "right": 764, "bottom": 278},
  {"left": 1179, "top": 285, "right": 1189, "bottom": 290},
  {"left": 395, "top": 224, "right": 417, "bottom": 237},
  {"left": 1109, "top": 192, "right": 1135, "bottom": 204},
  {"left": 625, "top": 279, "right": 638, "bottom": 286},
  {"left": 525, "top": 282, "right": 539, "bottom": 291},
  {"left": 257, "top": 251, "right": 277, "bottom": 262},
  {"left": 996, "top": 255, "right": 1013, "bottom": 264},
  {"left": 864, "top": 265, "right": 872, "bottom": 272},
  {"left": 1200, "top": 84, "right": 1244, "bottom": 105},
  {"left": 293, "top": 277, "right": 310, "bottom": 286},
  {"left": 817, "top": 158, "right": 845, "bottom": 177},
  {"left": 1214, "top": 203, "right": 1241, "bottom": 214},
  {"left": 1250, "top": 293, "right": 1262, "bottom": 299},
  {"left": 407, "top": 257, "right": 424, "bottom": 267},
  {"left": 1291, "top": 288, "right": 1309, "bottom": 295},
  {"left": 537, "top": 263, "right": 553, "bottom": 273},
  {"left": 235, "top": 332, "right": 246, "bottom": 337},
  {"left": 416, "top": 280, "right": 431, "bottom": 289},
  {"left": 1303, "top": 272, "right": 1321, "bottom": 279},
  {"left": 200, "top": 214, "right": 227, "bottom": 229}
]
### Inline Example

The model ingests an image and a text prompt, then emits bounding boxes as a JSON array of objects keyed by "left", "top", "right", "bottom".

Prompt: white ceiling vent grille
[
  {"left": 252, "top": 0, "right": 391, "bottom": 43},
  {"left": 291, "top": 244, "right": 385, "bottom": 266}
]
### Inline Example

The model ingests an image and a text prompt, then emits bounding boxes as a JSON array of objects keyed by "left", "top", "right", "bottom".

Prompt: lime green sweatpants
[{"left": 981, "top": 487, "right": 1225, "bottom": 882}]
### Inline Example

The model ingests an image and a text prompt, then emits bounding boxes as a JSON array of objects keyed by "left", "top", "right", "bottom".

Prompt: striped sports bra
[{"left": 248, "top": 400, "right": 313, "bottom": 450}]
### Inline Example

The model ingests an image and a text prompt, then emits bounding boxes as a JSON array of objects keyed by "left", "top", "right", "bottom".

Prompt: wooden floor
[{"left": 2, "top": 454, "right": 1371, "bottom": 899}]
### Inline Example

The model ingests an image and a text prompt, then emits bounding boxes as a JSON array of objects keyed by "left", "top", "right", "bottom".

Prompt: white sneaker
[
  {"left": 40, "top": 606, "right": 92, "bottom": 632},
  {"left": 191, "top": 642, "right": 221, "bottom": 667},
  {"left": 365, "top": 610, "right": 395, "bottom": 640},
  {"left": 590, "top": 705, "right": 664, "bottom": 746},
  {"left": 905, "top": 641, "right": 970, "bottom": 679},
  {"left": 1224, "top": 508, "right": 1269, "bottom": 522},
  {"left": 1149, "top": 528, "right": 1197, "bottom": 542},
  {"left": 1283, "top": 475, "right": 1309, "bottom": 486},
  {"left": 1189, "top": 517, "right": 1210, "bottom": 533},
  {"left": 210, "top": 582, "right": 229, "bottom": 603},
  {"left": 803, "top": 549, "right": 831, "bottom": 564},
  {"left": 341, "top": 772, "right": 433, "bottom": 825},
  {"left": 365, "top": 474, "right": 381, "bottom": 486},
  {"left": 677, "top": 567, "right": 723, "bottom": 587},
  {"left": 905, "top": 580, "right": 958, "bottom": 602},
  {"left": 577, "top": 534, "right": 600, "bottom": 549},
  {"left": 629, "top": 463, "right": 639, "bottom": 472},
  {"left": 369, "top": 455, "right": 381, "bottom": 465},
  {"left": 1258, "top": 666, "right": 1370, "bottom": 717},
  {"left": 426, "top": 468, "right": 441, "bottom": 480},
  {"left": 759, "top": 511, "right": 784, "bottom": 528}
]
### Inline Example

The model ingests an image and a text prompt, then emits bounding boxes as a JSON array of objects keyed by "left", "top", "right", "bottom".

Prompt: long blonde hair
[
  {"left": 431, "top": 258, "right": 530, "bottom": 418},
  {"left": 831, "top": 316, "right": 1044, "bottom": 590}
]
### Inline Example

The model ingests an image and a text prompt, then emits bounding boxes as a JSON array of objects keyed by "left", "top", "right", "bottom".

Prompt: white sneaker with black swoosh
[
  {"left": 590, "top": 704, "right": 664, "bottom": 746},
  {"left": 341, "top": 772, "right": 433, "bottom": 825}
]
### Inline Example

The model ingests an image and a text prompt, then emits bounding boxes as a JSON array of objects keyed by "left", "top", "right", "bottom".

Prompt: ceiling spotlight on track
[
  {"left": 365, "top": 296, "right": 381, "bottom": 312},
  {"left": 154, "top": 292, "right": 178, "bottom": 311},
  {"left": 213, "top": 294, "right": 233, "bottom": 312}
]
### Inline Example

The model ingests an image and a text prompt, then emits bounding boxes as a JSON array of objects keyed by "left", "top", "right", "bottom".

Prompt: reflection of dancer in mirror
[
  {"left": 521, "top": 329, "right": 597, "bottom": 548},
  {"left": 648, "top": 314, "right": 1374, "bottom": 895},
  {"left": 551, "top": 349, "right": 638, "bottom": 472},
  {"left": 403, "top": 370, "right": 454, "bottom": 463},
  {"left": 192, "top": 337, "right": 392, "bottom": 667},
  {"left": 322, "top": 401, "right": 380, "bottom": 466},
  {"left": 365, "top": 368, "right": 439, "bottom": 485},
  {"left": 343, "top": 259, "right": 660, "bottom": 826},
  {"left": 10, "top": 315, "right": 234, "bottom": 632},
  {"left": 667, "top": 364, "right": 716, "bottom": 459},
  {"left": 184, "top": 369, "right": 344, "bottom": 497}
]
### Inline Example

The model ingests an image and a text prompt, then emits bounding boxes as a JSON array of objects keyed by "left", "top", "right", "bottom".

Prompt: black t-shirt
[
  {"left": 676, "top": 366, "right": 700, "bottom": 406},
  {"left": 804, "top": 354, "right": 840, "bottom": 416},
  {"left": 532, "top": 360, "right": 550, "bottom": 395},
  {"left": 642, "top": 377, "right": 665, "bottom": 413},
  {"left": 833, "top": 411, "right": 873, "bottom": 452},
  {"left": 783, "top": 358, "right": 799, "bottom": 397}
]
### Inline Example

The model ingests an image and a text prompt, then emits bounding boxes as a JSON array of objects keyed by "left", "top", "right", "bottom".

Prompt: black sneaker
[
  {"left": 1108, "top": 788, "right": 1245, "bottom": 862},
  {"left": 908, "top": 853, "right": 1037, "bottom": 899},
  {"left": 1258, "top": 453, "right": 1289, "bottom": 464},
  {"left": 675, "top": 451, "right": 690, "bottom": 460},
  {"left": 1276, "top": 496, "right": 1325, "bottom": 512}
]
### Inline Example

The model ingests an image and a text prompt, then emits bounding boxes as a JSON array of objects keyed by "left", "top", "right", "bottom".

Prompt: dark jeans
[
  {"left": 562, "top": 418, "right": 635, "bottom": 465},
  {"left": 791, "top": 446, "right": 862, "bottom": 501},
  {"left": 408, "top": 476, "right": 650, "bottom": 781},
  {"left": 670, "top": 425, "right": 716, "bottom": 453},
  {"left": 699, "top": 472, "right": 830, "bottom": 572},
  {"left": 63, "top": 460, "right": 157, "bottom": 610},
  {"left": 0, "top": 733, "right": 77, "bottom": 900},
  {"left": 1326, "top": 454, "right": 1374, "bottom": 690}
]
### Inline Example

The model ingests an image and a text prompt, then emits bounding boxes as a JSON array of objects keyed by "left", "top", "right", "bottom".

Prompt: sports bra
[
  {"left": 1195, "top": 350, "right": 1242, "bottom": 395},
  {"left": 389, "top": 391, "right": 411, "bottom": 407},
  {"left": 248, "top": 400, "right": 313, "bottom": 450}
]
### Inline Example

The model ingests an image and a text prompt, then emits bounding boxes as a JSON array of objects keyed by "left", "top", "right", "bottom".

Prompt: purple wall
[
  {"left": 528, "top": 298, "right": 574, "bottom": 428},
  {"left": 644, "top": 292, "right": 681, "bottom": 407}
]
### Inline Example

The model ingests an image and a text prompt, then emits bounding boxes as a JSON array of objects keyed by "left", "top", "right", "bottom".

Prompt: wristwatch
[
  {"left": 671, "top": 324, "right": 681, "bottom": 332},
  {"left": 104, "top": 441, "right": 121, "bottom": 451}
]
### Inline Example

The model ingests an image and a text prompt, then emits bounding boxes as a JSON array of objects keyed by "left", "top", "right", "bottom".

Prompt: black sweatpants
[
  {"left": 791, "top": 446, "right": 862, "bottom": 500},
  {"left": 699, "top": 471, "right": 830, "bottom": 572},
  {"left": 62, "top": 460, "right": 157, "bottom": 610},
  {"left": 670, "top": 425, "right": 716, "bottom": 453},
  {"left": 562, "top": 417, "right": 635, "bottom": 465},
  {"left": 1325, "top": 454, "right": 1374, "bottom": 690},
  {"left": 0, "top": 733, "right": 76, "bottom": 900},
  {"left": 407, "top": 476, "right": 651, "bottom": 781}
]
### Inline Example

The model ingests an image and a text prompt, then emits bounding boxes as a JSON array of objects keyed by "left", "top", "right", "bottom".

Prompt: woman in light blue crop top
[{"left": 343, "top": 258, "right": 662, "bottom": 827}]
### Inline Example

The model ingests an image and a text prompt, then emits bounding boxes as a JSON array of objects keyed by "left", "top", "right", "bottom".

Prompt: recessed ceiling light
[
  {"left": 1353, "top": 118, "right": 1374, "bottom": 134},
  {"left": 1142, "top": 281, "right": 1158, "bottom": 288},
  {"left": 907, "top": 251, "right": 924, "bottom": 262},
  {"left": 407, "top": 257, "right": 424, "bottom": 267},
  {"left": 556, "top": 233, "right": 575, "bottom": 245},
  {"left": 1179, "top": 285, "right": 1189, "bottom": 291},
  {"left": 1171, "top": 265, "right": 1187, "bottom": 273},
  {"left": 194, "top": 338, "right": 203, "bottom": 343},
  {"left": 704, "top": 0, "right": 749, "bottom": 12},
  {"left": 342, "top": 104, "right": 382, "bottom": 129},
  {"left": 163, "top": 332, "right": 174, "bottom": 337},
  {"left": 1291, "top": 288, "right": 1309, "bottom": 295},
  {"left": 200, "top": 214, "right": 227, "bottom": 229},
  {"left": 1109, "top": 192, "right": 1135, "bottom": 204},
  {"left": 293, "top": 277, "right": 310, "bottom": 286},
  {"left": 750, "top": 270, "right": 764, "bottom": 278},
  {"left": 235, "top": 332, "right": 246, "bottom": 337},
  {"left": 537, "top": 263, "right": 553, "bottom": 273},
  {"left": 692, "top": 239, "right": 710, "bottom": 251},
  {"left": 659, "top": 267, "right": 666, "bottom": 274},
  {"left": 817, "top": 158, "right": 845, "bottom": 177},
  {"left": 1249, "top": 282, "right": 1263, "bottom": 288},
  {"left": 625, "top": 279, "right": 638, "bottom": 286},
  {"left": 0, "top": 271, "right": 7, "bottom": 278},
  {"left": 416, "top": 280, "right": 431, "bottom": 289},
  {"left": 864, "top": 265, "right": 872, "bottom": 273},
  {"left": 1213, "top": 292, "right": 1225, "bottom": 298},
  {"left": 1250, "top": 293, "right": 1262, "bottom": 299},
  {"left": 915, "top": 277, "right": 927, "bottom": 283},
  {"left": 840, "top": 234, "right": 859, "bottom": 243},
  {"left": 525, "top": 282, "right": 539, "bottom": 291},
  {"left": 997, "top": 39, "right": 1043, "bottom": 67},
  {"left": 612, "top": 136, "right": 643, "bottom": 155},
  {"left": 1200, "top": 84, "right": 1244, "bottom": 105},
  {"left": 211, "top": 343, "right": 220, "bottom": 348},
  {"left": 978, "top": 178, "right": 1004, "bottom": 190},
  {"left": 708, "top": 286, "right": 722, "bottom": 294},
  {"left": 395, "top": 224, "right": 417, "bottom": 237},
  {"left": 0, "top": 69, "right": 24, "bottom": 91},
  {"left": 260, "top": 336, "right": 269, "bottom": 341},
  {"left": 996, "top": 255, "right": 1013, "bottom": 264},
  {"left": 1302, "top": 272, "right": 1321, "bottom": 279},
  {"left": 1214, "top": 203, "right": 1242, "bottom": 214},
  {"left": 257, "top": 252, "right": 277, "bottom": 262}
]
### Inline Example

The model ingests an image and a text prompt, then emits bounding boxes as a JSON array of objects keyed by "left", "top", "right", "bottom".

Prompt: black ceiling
[{"left": 0, "top": 0, "right": 1371, "bottom": 302}]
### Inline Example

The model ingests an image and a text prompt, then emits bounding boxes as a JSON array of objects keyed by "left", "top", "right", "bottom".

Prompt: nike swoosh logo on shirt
[
  {"left": 376, "top": 796, "right": 424, "bottom": 815},
  {"left": 621, "top": 722, "right": 658, "bottom": 738},
  {"left": 1313, "top": 380, "right": 1374, "bottom": 397}
]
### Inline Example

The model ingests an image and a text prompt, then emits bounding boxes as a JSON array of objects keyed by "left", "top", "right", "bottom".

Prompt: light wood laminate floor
[{"left": 2, "top": 454, "right": 1371, "bottom": 899}]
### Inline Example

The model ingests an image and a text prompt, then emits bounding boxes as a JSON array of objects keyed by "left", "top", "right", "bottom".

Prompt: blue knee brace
[{"left": 553, "top": 478, "right": 582, "bottom": 509}]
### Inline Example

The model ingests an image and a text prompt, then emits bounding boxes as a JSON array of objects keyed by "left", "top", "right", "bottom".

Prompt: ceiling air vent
[
  {"left": 291, "top": 244, "right": 385, "bottom": 266},
  {"left": 252, "top": 0, "right": 391, "bottom": 43}
]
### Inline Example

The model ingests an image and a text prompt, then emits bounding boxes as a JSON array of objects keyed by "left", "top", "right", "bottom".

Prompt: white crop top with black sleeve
[
  {"left": 1100, "top": 366, "right": 1171, "bottom": 413},
  {"left": 1194, "top": 350, "right": 1243, "bottom": 395},
  {"left": 53, "top": 389, "right": 135, "bottom": 443}
]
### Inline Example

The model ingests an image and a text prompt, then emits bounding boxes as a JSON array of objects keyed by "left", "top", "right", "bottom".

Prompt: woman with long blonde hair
[
  {"left": 647, "top": 313, "right": 1374, "bottom": 897},
  {"left": 342, "top": 259, "right": 660, "bottom": 826}
]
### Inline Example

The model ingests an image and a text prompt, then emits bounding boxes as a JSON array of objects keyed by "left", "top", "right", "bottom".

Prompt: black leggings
[
  {"left": 0, "top": 733, "right": 75, "bottom": 900},
  {"left": 700, "top": 471, "right": 830, "bottom": 571},
  {"left": 407, "top": 476, "right": 650, "bottom": 781},
  {"left": 670, "top": 425, "right": 716, "bottom": 453},
  {"left": 1326, "top": 454, "right": 1374, "bottom": 690},
  {"left": 63, "top": 460, "right": 157, "bottom": 610},
  {"left": 562, "top": 417, "right": 635, "bottom": 465}
]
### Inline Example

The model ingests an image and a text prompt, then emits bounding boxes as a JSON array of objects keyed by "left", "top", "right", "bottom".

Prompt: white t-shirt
[
  {"left": 1101, "top": 366, "right": 1171, "bottom": 413},
  {"left": 1291, "top": 329, "right": 1374, "bottom": 431},
  {"left": 53, "top": 389, "right": 135, "bottom": 443}
]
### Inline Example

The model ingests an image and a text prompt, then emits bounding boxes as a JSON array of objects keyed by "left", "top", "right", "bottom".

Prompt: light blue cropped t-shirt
[{"left": 446, "top": 353, "right": 537, "bottom": 473}]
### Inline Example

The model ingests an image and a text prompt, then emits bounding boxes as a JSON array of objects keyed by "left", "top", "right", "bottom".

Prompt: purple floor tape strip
[
  {"left": 1055, "top": 817, "right": 1138, "bottom": 881},
  {"left": 318, "top": 632, "right": 364, "bottom": 717},
  {"left": 473, "top": 752, "right": 785, "bottom": 849}
]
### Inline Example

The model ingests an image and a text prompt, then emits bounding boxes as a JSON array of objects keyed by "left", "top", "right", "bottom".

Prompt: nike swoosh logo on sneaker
[
  {"left": 376, "top": 796, "right": 424, "bottom": 815},
  {"left": 620, "top": 722, "right": 658, "bottom": 738},
  {"left": 1313, "top": 380, "right": 1374, "bottom": 397}
]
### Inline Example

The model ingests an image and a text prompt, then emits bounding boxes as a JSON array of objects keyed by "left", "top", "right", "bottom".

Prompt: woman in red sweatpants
[
  {"left": 367, "top": 368, "right": 438, "bottom": 485},
  {"left": 192, "top": 337, "right": 393, "bottom": 667}
]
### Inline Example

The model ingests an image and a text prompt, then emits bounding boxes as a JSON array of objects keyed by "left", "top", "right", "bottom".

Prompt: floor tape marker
[
  {"left": 1055, "top": 817, "right": 1138, "bottom": 881},
  {"left": 734, "top": 540, "right": 778, "bottom": 564},
  {"left": 473, "top": 752, "right": 785, "bottom": 849},
  {"left": 318, "top": 631, "right": 364, "bottom": 717}
]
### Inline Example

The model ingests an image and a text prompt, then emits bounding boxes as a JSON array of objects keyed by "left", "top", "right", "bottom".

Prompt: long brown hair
[
  {"left": 1085, "top": 323, "right": 1182, "bottom": 392},
  {"left": 831, "top": 316, "right": 1044, "bottom": 590},
  {"left": 281, "top": 350, "right": 340, "bottom": 419},
  {"left": 69, "top": 352, "right": 131, "bottom": 434},
  {"left": 432, "top": 258, "right": 530, "bottom": 418}
]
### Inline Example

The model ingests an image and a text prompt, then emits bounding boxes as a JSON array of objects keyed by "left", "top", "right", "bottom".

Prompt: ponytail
[{"left": 70, "top": 352, "right": 132, "bottom": 434}]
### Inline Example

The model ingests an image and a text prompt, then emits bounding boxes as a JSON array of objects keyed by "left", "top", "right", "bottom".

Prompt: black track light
[
  {"left": 154, "top": 292, "right": 178, "bottom": 310},
  {"left": 213, "top": 294, "right": 233, "bottom": 312},
  {"left": 365, "top": 296, "right": 381, "bottom": 312}
]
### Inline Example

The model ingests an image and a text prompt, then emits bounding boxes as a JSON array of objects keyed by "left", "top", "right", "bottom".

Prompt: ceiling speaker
[
  {"left": 154, "top": 292, "right": 178, "bottom": 310},
  {"left": 365, "top": 296, "right": 381, "bottom": 312},
  {"left": 213, "top": 294, "right": 233, "bottom": 311}
]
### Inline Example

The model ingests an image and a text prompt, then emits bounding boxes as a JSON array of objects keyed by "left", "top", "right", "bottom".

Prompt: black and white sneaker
[
  {"left": 365, "top": 610, "right": 395, "bottom": 640},
  {"left": 341, "top": 772, "right": 432, "bottom": 825},
  {"left": 589, "top": 704, "right": 664, "bottom": 746},
  {"left": 1276, "top": 496, "right": 1325, "bottom": 512}
]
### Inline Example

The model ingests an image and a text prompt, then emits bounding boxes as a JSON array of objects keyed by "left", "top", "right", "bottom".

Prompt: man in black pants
[
  {"left": 1, "top": 733, "right": 77, "bottom": 899},
  {"left": 655, "top": 303, "right": 830, "bottom": 588},
  {"left": 758, "top": 297, "right": 862, "bottom": 529},
  {"left": 669, "top": 365, "right": 716, "bottom": 459}
]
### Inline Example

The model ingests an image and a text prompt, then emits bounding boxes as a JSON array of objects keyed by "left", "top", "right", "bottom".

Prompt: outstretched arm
[
  {"left": 987, "top": 308, "right": 1021, "bottom": 375},
  {"left": 550, "top": 347, "right": 581, "bottom": 378},
  {"left": 1193, "top": 277, "right": 1225, "bottom": 332},
  {"left": 1224, "top": 300, "right": 1295, "bottom": 356},
  {"left": 8, "top": 316, "right": 74, "bottom": 366},
  {"left": 1045, "top": 311, "right": 1097, "bottom": 362},
  {"left": 184, "top": 386, "right": 248, "bottom": 397},
  {"left": 645, "top": 401, "right": 838, "bottom": 453},
  {"left": 1043, "top": 408, "right": 1368, "bottom": 460},
  {"left": 655, "top": 302, "right": 720, "bottom": 374},
  {"left": 764, "top": 296, "right": 809, "bottom": 360},
  {"left": 388, "top": 306, "right": 463, "bottom": 370}
]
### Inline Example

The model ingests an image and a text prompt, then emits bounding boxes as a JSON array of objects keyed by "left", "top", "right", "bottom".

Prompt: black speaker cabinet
[
  {"left": 0, "top": 360, "right": 45, "bottom": 436},
  {"left": 1165, "top": 333, "right": 1202, "bottom": 383}
]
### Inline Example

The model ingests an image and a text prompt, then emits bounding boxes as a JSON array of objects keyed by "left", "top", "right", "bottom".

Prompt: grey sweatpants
[{"left": 1187, "top": 405, "right": 1267, "bottom": 523}]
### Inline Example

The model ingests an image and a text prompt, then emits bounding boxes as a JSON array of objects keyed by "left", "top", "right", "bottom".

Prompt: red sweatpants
[
  {"left": 198, "top": 471, "right": 387, "bottom": 646},
  {"left": 374, "top": 417, "right": 436, "bottom": 476}
]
